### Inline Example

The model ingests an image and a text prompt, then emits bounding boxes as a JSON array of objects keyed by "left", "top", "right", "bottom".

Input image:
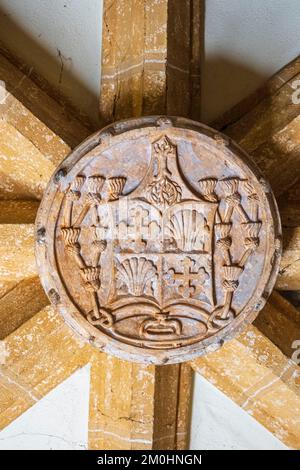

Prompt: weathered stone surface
[
  {"left": 0, "top": 52, "right": 90, "bottom": 149},
  {"left": 90, "top": 2, "right": 199, "bottom": 450},
  {"left": 209, "top": 55, "right": 300, "bottom": 293},
  {"left": 99, "top": 0, "right": 203, "bottom": 124},
  {"left": 275, "top": 181, "right": 300, "bottom": 290},
  {"left": 0, "top": 120, "right": 55, "bottom": 200},
  {"left": 0, "top": 5, "right": 295, "bottom": 450},
  {"left": 36, "top": 116, "right": 281, "bottom": 364},
  {"left": 191, "top": 321, "right": 300, "bottom": 449},
  {"left": 0, "top": 276, "right": 49, "bottom": 339},
  {"left": 0, "top": 305, "right": 92, "bottom": 430},
  {"left": 278, "top": 179, "right": 300, "bottom": 228},
  {"left": 213, "top": 55, "right": 300, "bottom": 132},
  {"left": 217, "top": 55, "right": 300, "bottom": 198},
  {"left": 0, "top": 50, "right": 91, "bottom": 201},
  {"left": 254, "top": 291, "right": 300, "bottom": 359},
  {"left": 0, "top": 200, "right": 39, "bottom": 224},
  {"left": 277, "top": 226, "right": 300, "bottom": 290},
  {"left": 0, "top": 32, "right": 191, "bottom": 450},
  {"left": 0, "top": 50, "right": 92, "bottom": 340},
  {"left": 89, "top": 352, "right": 192, "bottom": 450},
  {"left": 0, "top": 224, "right": 36, "bottom": 299}
]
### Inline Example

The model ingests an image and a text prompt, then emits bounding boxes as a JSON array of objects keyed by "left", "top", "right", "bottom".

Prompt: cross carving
[
  {"left": 119, "top": 205, "right": 160, "bottom": 252},
  {"left": 128, "top": 206, "right": 149, "bottom": 252},
  {"left": 93, "top": 215, "right": 109, "bottom": 241},
  {"left": 154, "top": 136, "right": 175, "bottom": 178},
  {"left": 165, "top": 257, "right": 209, "bottom": 298}
]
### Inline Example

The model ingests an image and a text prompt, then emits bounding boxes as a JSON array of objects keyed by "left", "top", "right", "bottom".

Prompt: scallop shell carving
[
  {"left": 116, "top": 257, "right": 157, "bottom": 297},
  {"left": 165, "top": 209, "right": 207, "bottom": 251}
]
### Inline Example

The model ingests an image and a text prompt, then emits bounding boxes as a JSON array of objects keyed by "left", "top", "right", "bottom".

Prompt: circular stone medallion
[{"left": 35, "top": 116, "right": 281, "bottom": 364}]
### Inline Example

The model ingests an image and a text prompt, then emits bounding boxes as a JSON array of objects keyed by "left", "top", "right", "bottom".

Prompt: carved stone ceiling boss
[{"left": 36, "top": 116, "right": 281, "bottom": 364}]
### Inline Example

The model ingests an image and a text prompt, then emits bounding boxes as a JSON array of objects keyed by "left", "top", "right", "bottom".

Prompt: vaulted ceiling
[{"left": 0, "top": 0, "right": 299, "bottom": 450}]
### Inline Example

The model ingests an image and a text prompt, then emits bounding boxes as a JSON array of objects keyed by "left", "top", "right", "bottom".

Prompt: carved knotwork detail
[
  {"left": 148, "top": 177, "right": 182, "bottom": 207},
  {"left": 147, "top": 136, "right": 182, "bottom": 207}
]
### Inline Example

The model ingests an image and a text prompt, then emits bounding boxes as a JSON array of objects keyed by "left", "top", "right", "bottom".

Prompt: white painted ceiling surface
[
  {"left": 0, "top": 0, "right": 103, "bottom": 126},
  {"left": 0, "top": 367, "right": 287, "bottom": 450},
  {"left": 1, "top": 0, "right": 299, "bottom": 126},
  {"left": 0, "top": 0, "right": 299, "bottom": 450},
  {"left": 190, "top": 374, "right": 287, "bottom": 450},
  {"left": 0, "top": 366, "right": 90, "bottom": 450},
  {"left": 203, "top": 0, "right": 300, "bottom": 123}
]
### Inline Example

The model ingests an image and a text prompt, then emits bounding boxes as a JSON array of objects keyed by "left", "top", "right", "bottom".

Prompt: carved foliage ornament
[{"left": 35, "top": 117, "right": 281, "bottom": 364}]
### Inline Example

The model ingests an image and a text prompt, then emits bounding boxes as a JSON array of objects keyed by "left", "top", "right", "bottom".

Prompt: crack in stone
[
  {"left": 279, "top": 257, "right": 300, "bottom": 276},
  {"left": 0, "top": 431, "right": 87, "bottom": 449}
]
